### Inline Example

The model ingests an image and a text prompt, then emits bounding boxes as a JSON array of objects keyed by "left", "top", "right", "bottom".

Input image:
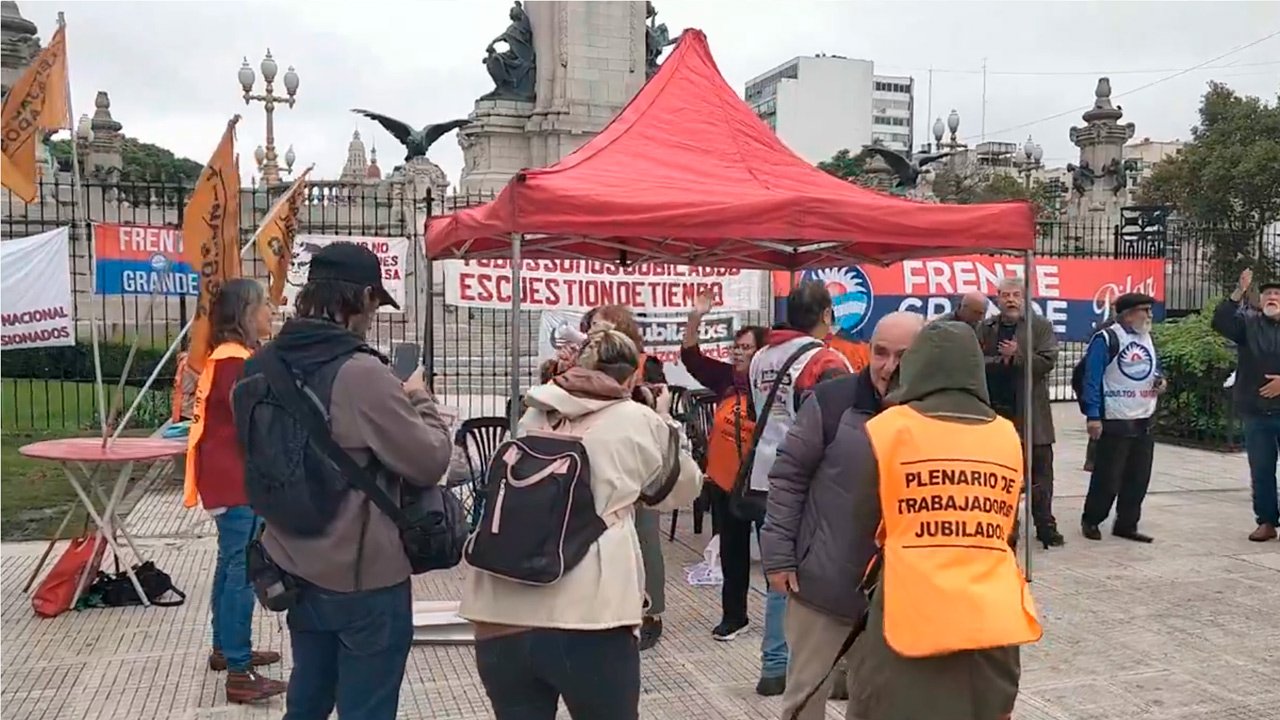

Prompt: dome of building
[
  {"left": 365, "top": 144, "right": 382, "bottom": 180},
  {"left": 339, "top": 129, "right": 370, "bottom": 183}
]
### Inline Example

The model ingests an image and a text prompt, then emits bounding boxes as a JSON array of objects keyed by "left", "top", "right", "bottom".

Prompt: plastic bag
[{"left": 684, "top": 534, "right": 723, "bottom": 586}]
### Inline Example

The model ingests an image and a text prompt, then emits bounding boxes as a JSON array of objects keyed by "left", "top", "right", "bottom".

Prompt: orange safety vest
[
  {"left": 827, "top": 334, "right": 869, "bottom": 373},
  {"left": 863, "top": 405, "right": 1042, "bottom": 658},
  {"left": 183, "top": 343, "right": 252, "bottom": 509},
  {"left": 704, "top": 392, "right": 753, "bottom": 492}
]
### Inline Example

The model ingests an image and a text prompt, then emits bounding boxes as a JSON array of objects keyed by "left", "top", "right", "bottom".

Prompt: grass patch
[
  {"left": 1, "top": 430, "right": 86, "bottom": 540},
  {"left": 1, "top": 379, "right": 172, "bottom": 540}
]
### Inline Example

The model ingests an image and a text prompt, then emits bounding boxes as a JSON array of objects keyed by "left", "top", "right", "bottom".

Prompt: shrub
[
  {"left": 1150, "top": 309, "right": 1241, "bottom": 448},
  {"left": 1, "top": 342, "right": 177, "bottom": 387}
]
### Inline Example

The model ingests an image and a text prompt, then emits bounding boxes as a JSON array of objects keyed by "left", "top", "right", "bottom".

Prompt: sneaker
[
  {"left": 1248, "top": 523, "right": 1277, "bottom": 542},
  {"left": 209, "top": 649, "right": 282, "bottom": 672},
  {"left": 711, "top": 618, "right": 748, "bottom": 642},
  {"left": 225, "top": 670, "right": 287, "bottom": 704},
  {"left": 1112, "top": 527, "right": 1154, "bottom": 543},
  {"left": 639, "top": 616, "right": 663, "bottom": 651},
  {"left": 1081, "top": 523, "right": 1102, "bottom": 541},
  {"left": 1036, "top": 528, "right": 1065, "bottom": 548},
  {"left": 755, "top": 674, "right": 786, "bottom": 697}
]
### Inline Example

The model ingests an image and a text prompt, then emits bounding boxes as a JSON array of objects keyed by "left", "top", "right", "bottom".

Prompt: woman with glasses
[{"left": 680, "top": 292, "right": 767, "bottom": 642}]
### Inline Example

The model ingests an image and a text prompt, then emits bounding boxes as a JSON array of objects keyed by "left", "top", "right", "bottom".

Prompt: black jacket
[{"left": 1212, "top": 298, "right": 1280, "bottom": 416}]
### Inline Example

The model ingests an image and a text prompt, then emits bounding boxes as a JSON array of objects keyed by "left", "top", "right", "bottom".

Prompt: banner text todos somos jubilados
[{"left": 443, "top": 259, "right": 765, "bottom": 313}]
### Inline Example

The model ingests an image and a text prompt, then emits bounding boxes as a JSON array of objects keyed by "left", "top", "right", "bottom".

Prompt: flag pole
[
  {"left": 109, "top": 160, "right": 308, "bottom": 444},
  {"left": 56, "top": 11, "right": 107, "bottom": 441}
]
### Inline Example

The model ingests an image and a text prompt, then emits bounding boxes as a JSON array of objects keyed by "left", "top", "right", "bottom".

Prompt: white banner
[
  {"left": 281, "top": 235, "right": 410, "bottom": 314},
  {"left": 1, "top": 227, "right": 75, "bottom": 349},
  {"left": 538, "top": 309, "right": 739, "bottom": 388},
  {"left": 443, "top": 259, "right": 764, "bottom": 313}
]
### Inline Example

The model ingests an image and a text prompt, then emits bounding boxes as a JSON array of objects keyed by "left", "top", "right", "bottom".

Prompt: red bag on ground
[{"left": 32, "top": 534, "right": 105, "bottom": 618}]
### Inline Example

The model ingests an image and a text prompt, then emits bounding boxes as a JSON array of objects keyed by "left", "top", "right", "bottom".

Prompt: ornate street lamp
[
  {"left": 239, "top": 50, "right": 299, "bottom": 185},
  {"left": 1018, "top": 135, "right": 1043, "bottom": 190}
]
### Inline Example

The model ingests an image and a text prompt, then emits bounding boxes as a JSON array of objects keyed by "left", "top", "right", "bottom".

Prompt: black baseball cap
[
  {"left": 306, "top": 242, "right": 399, "bottom": 310},
  {"left": 1259, "top": 281, "right": 1280, "bottom": 293}
]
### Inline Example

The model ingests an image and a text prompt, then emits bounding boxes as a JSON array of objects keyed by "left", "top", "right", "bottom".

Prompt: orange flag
[
  {"left": 1, "top": 23, "right": 70, "bottom": 203},
  {"left": 254, "top": 166, "right": 311, "bottom": 305},
  {"left": 183, "top": 116, "right": 242, "bottom": 374}
]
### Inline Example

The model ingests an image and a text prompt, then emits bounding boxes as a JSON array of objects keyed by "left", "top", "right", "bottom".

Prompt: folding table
[{"left": 19, "top": 437, "right": 187, "bottom": 609}]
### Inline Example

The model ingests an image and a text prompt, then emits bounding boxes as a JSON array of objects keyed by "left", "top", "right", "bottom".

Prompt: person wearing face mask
[
  {"left": 681, "top": 292, "right": 769, "bottom": 642},
  {"left": 979, "top": 277, "right": 1062, "bottom": 548},
  {"left": 1212, "top": 268, "right": 1280, "bottom": 542},
  {"left": 762, "top": 311, "right": 923, "bottom": 718},
  {"left": 1080, "top": 292, "right": 1165, "bottom": 544}
]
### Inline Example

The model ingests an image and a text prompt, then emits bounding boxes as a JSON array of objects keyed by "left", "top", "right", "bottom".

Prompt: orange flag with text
[
  {"left": 183, "top": 116, "right": 242, "bottom": 374},
  {"left": 1, "top": 23, "right": 70, "bottom": 203},
  {"left": 254, "top": 166, "right": 312, "bottom": 305}
]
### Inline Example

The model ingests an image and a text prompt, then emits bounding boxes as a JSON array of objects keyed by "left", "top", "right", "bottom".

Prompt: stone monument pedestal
[{"left": 459, "top": 99, "right": 535, "bottom": 196}]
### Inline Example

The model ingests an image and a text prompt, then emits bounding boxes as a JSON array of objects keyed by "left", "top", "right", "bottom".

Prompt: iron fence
[{"left": 3, "top": 176, "right": 1275, "bottom": 448}]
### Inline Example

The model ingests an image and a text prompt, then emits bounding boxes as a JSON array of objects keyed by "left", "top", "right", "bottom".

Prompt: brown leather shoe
[
  {"left": 225, "top": 670, "right": 286, "bottom": 704},
  {"left": 209, "top": 649, "right": 282, "bottom": 671},
  {"left": 1248, "top": 523, "right": 1278, "bottom": 542}
]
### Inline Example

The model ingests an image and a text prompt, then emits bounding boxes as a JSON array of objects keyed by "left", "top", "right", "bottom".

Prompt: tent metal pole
[
  {"left": 1022, "top": 250, "right": 1035, "bottom": 582},
  {"left": 509, "top": 233, "right": 523, "bottom": 432}
]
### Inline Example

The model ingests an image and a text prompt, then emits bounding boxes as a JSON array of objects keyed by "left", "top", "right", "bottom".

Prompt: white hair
[{"left": 997, "top": 276, "right": 1024, "bottom": 293}]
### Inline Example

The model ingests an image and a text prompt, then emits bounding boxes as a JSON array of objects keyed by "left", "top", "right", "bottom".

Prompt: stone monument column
[
  {"left": 1066, "top": 77, "right": 1136, "bottom": 222},
  {"left": 459, "top": 0, "right": 650, "bottom": 195},
  {"left": 1, "top": 1, "right": 40, "bottom": 100}
]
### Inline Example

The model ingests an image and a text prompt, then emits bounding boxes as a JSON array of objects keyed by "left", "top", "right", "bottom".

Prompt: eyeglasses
[{"left": 733, "top": 344, "right": 756, "bottom": 353}]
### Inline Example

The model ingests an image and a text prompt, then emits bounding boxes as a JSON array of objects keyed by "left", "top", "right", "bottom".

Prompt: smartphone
[{"left": 392, "top": 343, "right": 421, "bottom": 382}]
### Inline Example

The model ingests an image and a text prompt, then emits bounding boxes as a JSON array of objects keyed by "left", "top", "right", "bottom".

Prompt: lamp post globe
[
  {"left": 1032, "top": 143, "right": 1044, "bottom": 164},
  {"left": 238, "top": 58, "right": 255, "bottom": 95},
  {"left": 283, "top": 66, "right": 299, "bottom": 97},
  {"left": 254, "top": 145, "right": 266, "bottom": 168},
  {"left": 932, "top": 117, "right": 945, "bottom": 145},
  {"left": 947, "top": 109, "right": 960, "bottom": 135},
  {"left": 260, "top": 49, "right": 278, "bottom": 84},
  {"left": 1023, "top": 136, "right": 1036, "bottom": 162},
  {"left": 285, "top": 145, "right": 296, "bottom": 171}
]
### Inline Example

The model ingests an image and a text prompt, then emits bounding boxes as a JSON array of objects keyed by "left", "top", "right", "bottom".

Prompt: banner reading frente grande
[
  {"left": 772, "top": 255, "right": 1167, "bottom": 342},
  {"left": 0, "top": 227, "right": 75, "bottom": 349},
  {"left": 443, "top": 259, "right": 765, "bottom": 313},
  {"left": 93, "top": 223, "right": 200, "bottom": 297}
]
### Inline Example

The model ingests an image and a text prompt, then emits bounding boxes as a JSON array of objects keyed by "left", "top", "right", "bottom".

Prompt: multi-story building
[
  {"left": 871, "top": 75, "right": 913, "bottom": 152},
  {"left": 1123, "top": 137, "right": 1184, "bottom": 191},
  {"left": 744, "top": 54, "right": 915, "bottom": 163}
]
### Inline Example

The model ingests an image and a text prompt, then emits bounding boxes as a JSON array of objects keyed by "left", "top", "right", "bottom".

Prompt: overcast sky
[{"left": 20, "top": 0, "right": 1280, "bottom": 186}]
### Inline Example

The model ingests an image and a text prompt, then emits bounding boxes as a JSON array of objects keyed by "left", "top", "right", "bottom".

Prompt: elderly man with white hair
[
  {"left": 978, "top": 276, "right": 1063, "bottom": 548},
  {"left": 762, "top": 311, "right": 924, "bottom": 718}
]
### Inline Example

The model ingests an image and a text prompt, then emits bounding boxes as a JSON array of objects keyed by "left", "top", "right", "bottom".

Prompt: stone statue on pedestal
[
  {"left": 481, "top": 1, "right": 536, "bottom": 102},
  {"left": 1066, "top": 76, "right": 1136, "bottom": 223},
  {"left": 645, "top": 3, "right": 679, "bottom": 79}
]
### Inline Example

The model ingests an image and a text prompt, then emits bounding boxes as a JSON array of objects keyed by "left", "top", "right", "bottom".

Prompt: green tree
[
  {"left": 931, "top": 159, "right": 1058, "bottom": 216},
  {"left": 48, "top": 136, "right": 204, "bottom": 183},
  {"left": 1138, "top": 82, "right": 1280, "bottom": 288},
  {"left": 817, "top": 148, "right": 868, "bottom": 181}
]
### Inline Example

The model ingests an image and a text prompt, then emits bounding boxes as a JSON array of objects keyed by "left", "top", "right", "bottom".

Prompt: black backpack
[
  {"left": 83, "top": 561, "right": 186, "bottom": 608},
  {"left": 237, "top": 349, "right": 467, "bottom": 574},
  {"left": 465, "top": 427, "right": 607, "bottom": 585},
  {"left": 1070, "top": 326, "right": 1121, "bottom": 414}
]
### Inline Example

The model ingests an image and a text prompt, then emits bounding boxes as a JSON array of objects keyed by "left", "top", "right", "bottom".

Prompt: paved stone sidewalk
[{"left": 2, "top": 406, "right": 1277, "bottom": 719}]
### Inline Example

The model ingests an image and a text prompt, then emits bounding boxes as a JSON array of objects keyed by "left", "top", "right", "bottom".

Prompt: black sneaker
[
  {"left": 639, "top": 616, "right": 663, "bottom": 651},
  {"left": 1037, "top": 528, "right": 1065, "bottom": 548},
  {"left": 711, "top": 618, "right": 748, "bottom": 642},
  {"left": 756, "top": 674, "right": 786, "bottom": 696}
]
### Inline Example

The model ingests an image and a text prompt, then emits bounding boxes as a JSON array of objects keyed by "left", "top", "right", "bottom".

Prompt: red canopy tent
[
  {"left": 426, "top": 30, "right": 1039, "bottom": 572},
  {"left": 426, "top": 29, "right": 1034, "bottom": 269}
]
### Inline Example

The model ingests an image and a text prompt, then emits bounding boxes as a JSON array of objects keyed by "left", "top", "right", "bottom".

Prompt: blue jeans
[
  {"left": 210, "top": 506, "right": 260, "bottom": 671},
  {"left": 761, "top": 588, "right": 789, "bottom": 677},
  {"left": 284, "top": 580, "right": 413, "bottom": 720},
  {"left": 1244, "top": 414, "right": 1280, "bottom": 526}
]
